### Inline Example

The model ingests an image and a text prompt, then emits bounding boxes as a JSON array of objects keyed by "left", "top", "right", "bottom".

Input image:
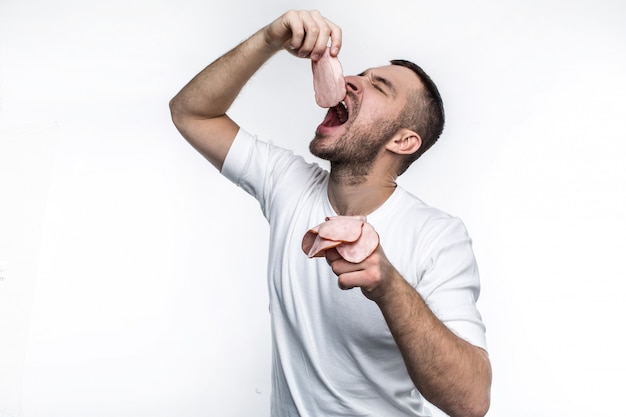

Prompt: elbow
[
  {"left": 464, "top": 349, "right": 492, "bottom": 417},
  {"left": 429, "top": 387, "right": 490, "bottom": 417},
  {"left": 169, "top": 96, "right": 194, "bottom": 136},
  {"left": 456, "top": 380, "right": 491, "bottom": 417},
  {"left": 466, "top": 395, "right": 491, "bottom": 417},
  {"left": 446, "top": 396, "right": 490, "bottom": 417},
  {"left": 445, "top": 398, "right": 490, "bottom": 417},
  {"left": 444, "top": 368, "right": 492, "bottom": 417},
  {"left": 169, "top": 96, "right": 184, "bottom": 127}
]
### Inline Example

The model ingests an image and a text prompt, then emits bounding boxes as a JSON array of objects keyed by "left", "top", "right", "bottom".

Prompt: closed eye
[
  {"left": 357, "top": 70, "right": 395, "bottom": 97},
  {"left": 372, "top": 76, "right": 395, "bottom": 96}
]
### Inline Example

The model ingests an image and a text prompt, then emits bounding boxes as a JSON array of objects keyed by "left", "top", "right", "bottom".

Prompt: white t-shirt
[{"left": 221, "top": 128, "right": 487, "bottom": 417}]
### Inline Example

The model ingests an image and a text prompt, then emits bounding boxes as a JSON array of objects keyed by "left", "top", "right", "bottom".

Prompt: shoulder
[
  {"left": 393, "top": 187, "right": 465, "bottom": 232},
  {"left": 383, "top": 187, "right": 473, "bottom": 262},
  {"left": 222, "top": 128, "right": 326, "bottom": 185},
  {"left": 221, "top": 128, "right": 329, "bottom": 217}
]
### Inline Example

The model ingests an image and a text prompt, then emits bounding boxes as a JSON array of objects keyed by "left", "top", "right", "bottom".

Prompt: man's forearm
[
  {"left": 170, "top": 29, "right": 279, "bottom": 121},
  {"left": 375, "top": 274, "right": 492, "bottom": 417},
  {"left": 169, "top": 28, "right": 282, "bottom": 169}
]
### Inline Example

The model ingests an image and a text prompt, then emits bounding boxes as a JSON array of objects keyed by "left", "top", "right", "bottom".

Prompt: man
[{"left": 170, "top": 9, "right": 492, "bottom": 417}]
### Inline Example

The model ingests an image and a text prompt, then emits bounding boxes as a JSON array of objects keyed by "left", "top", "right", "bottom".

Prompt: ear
[{"left": 385, "top": 129, "right": 422, "bottom": 155}]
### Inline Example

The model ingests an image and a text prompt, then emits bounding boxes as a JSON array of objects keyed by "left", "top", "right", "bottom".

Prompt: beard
[{"left": 310, "top": 115, "right": 400, "bottom": 184}]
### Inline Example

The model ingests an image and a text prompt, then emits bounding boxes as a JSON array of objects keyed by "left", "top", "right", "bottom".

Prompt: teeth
[{"left": 336, "top": 101, "right": 348, "bottom": 123}]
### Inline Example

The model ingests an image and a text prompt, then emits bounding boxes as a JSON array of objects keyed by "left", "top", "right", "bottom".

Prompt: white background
[{"left": 1, "top": 0, "right": 625, "bottom": 416}]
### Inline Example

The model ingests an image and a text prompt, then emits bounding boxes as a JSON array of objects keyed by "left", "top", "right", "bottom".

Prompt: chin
[{"left": 309, "top": 136, "right": 334, "bottom": 161}]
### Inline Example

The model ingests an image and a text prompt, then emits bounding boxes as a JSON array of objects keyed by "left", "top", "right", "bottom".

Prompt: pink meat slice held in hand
[
  {"left": 301, "top": 216, "right": 380, "bottom": 263},
  {"left": 312, "top": 47, "right": 346, "bottom": 108}
]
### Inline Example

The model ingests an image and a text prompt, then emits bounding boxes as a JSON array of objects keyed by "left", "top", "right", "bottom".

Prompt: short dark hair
[{"left": 390, "top": 59, "right": 445, "bottom": 175}]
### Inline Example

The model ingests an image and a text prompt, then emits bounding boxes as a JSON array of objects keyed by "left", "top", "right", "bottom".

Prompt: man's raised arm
[{"left": 169, "top": 10, "right": 342, "bottom": 170}]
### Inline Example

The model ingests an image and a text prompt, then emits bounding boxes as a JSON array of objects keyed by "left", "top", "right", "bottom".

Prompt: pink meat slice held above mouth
[
  {"left": 312, "top": 47, "right": 346, "bottom": 108},
  {"left": 301, "top": 215, "right": 380, "bottom": 264}
]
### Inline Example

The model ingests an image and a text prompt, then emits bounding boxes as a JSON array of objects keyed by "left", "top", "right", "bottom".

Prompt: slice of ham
[
  {"left": 311, "top": 47, "right": 346, "bottom": 108},
  {"left": 301, "top": 215, "right": 380, "bottom": 263}
]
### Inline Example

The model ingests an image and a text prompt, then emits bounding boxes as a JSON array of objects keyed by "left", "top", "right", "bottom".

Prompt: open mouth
[{"left": 320, "top": 100, "right": 349, "bottom": 128}]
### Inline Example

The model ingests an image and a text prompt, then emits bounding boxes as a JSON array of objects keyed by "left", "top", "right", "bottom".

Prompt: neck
[{"left": 327, "top": 172, "right": 397, "bottom": 216}]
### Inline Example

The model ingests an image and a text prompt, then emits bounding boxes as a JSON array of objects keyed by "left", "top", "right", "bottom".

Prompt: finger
[
  {"left": 324, "top": 247, "right": 342, "bottom": 265},
  {"left": 298, "top": 10, "right": 338, "bottom": 60},
  {"left": 327, "top": 22, "right": 342, "bottom": 57},
  {"left": 329, "top": 257, "right": 364, "bottom": 277},
  {"left": 340, "top": 266, "right": 382, "bottom": 294},
  {"left": 337, "top": 270, "right": 367, "bottom": 291},
  {"left": 296, "top": 11, "right": 323, "bottom": 58},
  {"left": 308, "top": 13, "right": 334, "bottom": 61},
  {"left": 337, "top": 276, "right": 353, "bottom": 291},
  {"left": 325, "top": 251, "right": 358, "bottom": 278},
  {"left": 283, "top": 10, "right": 306, "bottom": 51}
]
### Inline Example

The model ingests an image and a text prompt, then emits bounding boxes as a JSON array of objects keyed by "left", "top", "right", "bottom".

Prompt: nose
[{"left": 343, "top": 75, "right": 362, "bottom": 94}]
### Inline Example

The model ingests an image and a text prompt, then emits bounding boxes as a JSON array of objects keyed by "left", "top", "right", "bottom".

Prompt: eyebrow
[{"left": 358, "top": 69, "right": 397, "bottom": 97}]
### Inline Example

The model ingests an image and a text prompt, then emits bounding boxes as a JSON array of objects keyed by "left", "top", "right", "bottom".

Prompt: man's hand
[
  {"left": 262, "top": 9, "right": 342, "bottom": 61},
  {"left": 324, "top": 245, "right": 401, "bottom": 301}
]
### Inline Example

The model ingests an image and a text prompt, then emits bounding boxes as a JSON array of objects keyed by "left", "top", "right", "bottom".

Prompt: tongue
[{"left": 321, "top": 106, "right": 342, "bottom": 127}]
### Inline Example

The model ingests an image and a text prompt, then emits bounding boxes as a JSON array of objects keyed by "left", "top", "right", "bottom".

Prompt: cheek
[{"left": 359, "top": 102, "right": 398, "bottom": 123}]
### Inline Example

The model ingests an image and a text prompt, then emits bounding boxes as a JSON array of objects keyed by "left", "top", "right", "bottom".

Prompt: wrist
[
  {"left": 367, "top": 269, "right": 407, "bottom": 305},
  {"left": 257, "top": 25, "right": 284, "bottom": 54}
]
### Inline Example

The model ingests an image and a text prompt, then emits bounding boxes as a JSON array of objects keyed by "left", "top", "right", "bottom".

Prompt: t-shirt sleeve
[
  {"left": 220, "top": 127, "right": 324, "bottom": 221},
  {"left": 221, "top": 128, "right": 265, "bottom": 201},
  {"left": 416, "top": 217, "right": 488, "bottom": 351}
]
